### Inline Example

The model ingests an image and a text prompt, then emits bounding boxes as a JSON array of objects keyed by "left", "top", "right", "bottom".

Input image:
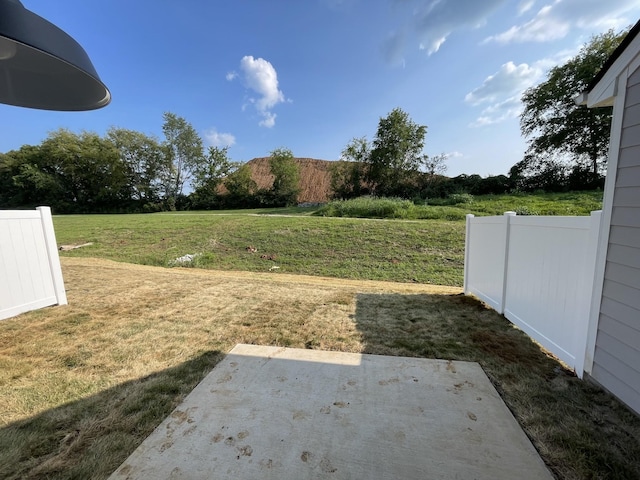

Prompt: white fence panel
[
  {"left": 0, "top": 207, "right": 67, "bottom": 320},
  {"left": 503, "top": 215, "right": 599, "bottom": 376},
  {"left": 464, "top": 213, "right": 514, "bottom": 312},
  {"left": 464, "top": 211, "right": 601, "bottom": 377}
]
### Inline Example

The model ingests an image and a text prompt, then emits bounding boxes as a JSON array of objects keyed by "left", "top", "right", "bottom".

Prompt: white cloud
[
  {"left": 464, "top": 47, "right": 581, "bottom": 127},
  {"left": 518, "top": 0, "right": 536, "bottom": 16},
  {"left": 412, "top": 0, "right": 507, "bottom": 54},
  {"left": 226, "top": 71, "right": 238, "bottom": 81},
  {"left": 381, "top": 0, "right": 506, "bottom": 60},
  {"left": 259, "top": 112, "right": 277, "bottom": 128},
  {"left": 485, "top": 0, "right": 638, "bottom": 45},
  {"left": 464, "top": 61, "right": 542, "bottom": 106},
  {"left": 228, "top": 56, "right": 287, "bottom": 128},
  {"left": 484, "top": 5, "right": 569, "bottom": 44},
  {"left": 204, "top": 128, "right": 236, "bottom": 148},
  {"left": 469, "top": 96, "right": 523, "bottom": 127}
]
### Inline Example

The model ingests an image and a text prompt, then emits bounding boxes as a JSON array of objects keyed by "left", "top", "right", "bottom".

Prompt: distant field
[
  {"left": 53, "top": 191, "right": 603, "bottom": 287},
  {"left": 54, "top": 213, "right": 465, "bottom": 286}
]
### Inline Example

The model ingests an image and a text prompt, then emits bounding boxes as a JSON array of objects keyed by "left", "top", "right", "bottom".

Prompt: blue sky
[{"left": 2, "top": 0, "right": 639, "bottom": 177}]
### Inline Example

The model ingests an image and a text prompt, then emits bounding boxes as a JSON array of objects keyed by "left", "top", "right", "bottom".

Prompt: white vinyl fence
[
  {"left": 0, "top": 207, "right": 67, "bottom": 320},
  {"left": 464, "top": 211, "right": 601, "bottom": 377}
]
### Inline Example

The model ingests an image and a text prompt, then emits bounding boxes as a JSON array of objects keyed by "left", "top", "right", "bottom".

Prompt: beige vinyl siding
[{"left": 592, "top": 64, "right": 640, "bottom": 414}]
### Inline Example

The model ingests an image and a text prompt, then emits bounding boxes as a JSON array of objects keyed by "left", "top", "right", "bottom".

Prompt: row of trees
[
  {"left": 330, "top": 28, "right": 626, "bottom": 200},
  {"left": 0, "top": 113, "right": 301, "bottom": 213}
]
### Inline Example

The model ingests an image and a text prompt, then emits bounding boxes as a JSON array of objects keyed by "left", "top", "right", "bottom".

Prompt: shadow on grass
[
  {"left": 353, "top": 292, "right": 640, "bottom": 480},
  {"left": 0, "top": 351, "right": 223, "bottom": 480}
]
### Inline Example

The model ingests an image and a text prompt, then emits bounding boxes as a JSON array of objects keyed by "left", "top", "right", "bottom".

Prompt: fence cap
[{"left": 504, "top": 211, "right": 517, "bottom": 216}]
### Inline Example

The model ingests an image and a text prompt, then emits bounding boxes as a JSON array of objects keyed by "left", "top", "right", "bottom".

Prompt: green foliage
[
  {"left": 368, "top": 107, "right": 427, "bottom": 196},
  {"left": 316, "top": 191, "right": 602, "bottom": 220},
  {"left": 0, "top": 113, "right": 215, "bottom": 213},
  {"left": 519, "top": 28, "right": 629, "bottom": 182},
  {"left": 161, "top": 112, "right": 205, "bottom": 199},
  {"left": 107, "top": 127, "right": 169, "bottom": 203},
  {"left": 316, "top": 196, "right": 467, "bottom": 220},
  {"left": 430, "top": 193, "right": 474, "bottom": 205},
  {"left": 223, "top": 163, "right": 258, "bottom": 207},
  {"left": 332, "top": 108, "right": 432, "bottom": 199},
  {"left": 331, "top": 138, "right": 369, "bottom": 199},
  {"left": 190, "top": 146, "right": 236, "bottom": 209},
  {"left": 268, "top": 147, "right": 300, "bottom": 206}
]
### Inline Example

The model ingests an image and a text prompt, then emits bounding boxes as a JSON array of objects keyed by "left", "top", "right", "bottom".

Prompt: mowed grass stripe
[{"left": 54, "top": 213, "right": 466, "bottom": 286}]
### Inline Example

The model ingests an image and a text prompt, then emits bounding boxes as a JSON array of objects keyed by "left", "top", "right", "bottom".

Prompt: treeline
[
  {"left": 0, "top": 113, "right": 301, "bottom": 213},
  {"left": 328, "top": 107, "right": 604, "bottom": 204},
  {"left": 330, "top": 29, "right": 624, "bottom": 202}
]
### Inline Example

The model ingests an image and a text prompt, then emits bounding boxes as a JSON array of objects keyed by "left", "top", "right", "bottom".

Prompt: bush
[
  {"left": 316, "top": 196, "right": 414, "bottom": 219},
  {"left": 426, "top": 193, "right": 474, "bottom": 206},
  {"left": 314, "top": 196, "right": 467, "bottom": 221}
]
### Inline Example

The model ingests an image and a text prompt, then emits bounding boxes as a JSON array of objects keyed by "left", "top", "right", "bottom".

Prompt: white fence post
[
  {"left": 582, "top": 210, "right": 603, "bottom": 376},
  {"left": 463, "top": 214, "right": 474, "bottom": 294},
  {"left": 37, "top": 206, "right": 67, "bottom": 306},
  {"left": 499, "top": 212, "right": 516, "bottom": 314}
]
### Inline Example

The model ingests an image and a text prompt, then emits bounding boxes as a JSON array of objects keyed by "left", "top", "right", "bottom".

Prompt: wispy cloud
[
  {"left": 227, "top": 56, "right": 287, "bottom": 128},
  {"left": 465, "top": 51, "right": 575, "bottom": 127},
  {"left": 204, "top": 128, "right": 236, "bottom": 148},
  {"left": 465, "top": 61, "right": 541, "bottom": 106},
  {"left": 469, "top": 96, "right": 523, "bottom": 127},
  {"left": 413, "top": 0, "right": 507, "bottom": 54},
  {"left": 382, "top": 0, "right": 505, "bottom": 59},
  {"left": 484, "top": 0, "right": 638, "bottom": 45},
  {"left": 517, "top": 0, "right": 536, "bottom": 16}
]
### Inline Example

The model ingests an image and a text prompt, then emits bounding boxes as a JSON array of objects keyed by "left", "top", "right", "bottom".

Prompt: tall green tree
[
  {"left": 520, "top": 28, "right": 629, "bottom": 182},
  {"left": 192, "top": 146, "right": 235, "bottom": 194},
  {"left": 39, "top": 129, "right": 129, "bottom": 211},
  {"left": 223, "top": 163, "right": 257, "bottom": 207},
  {"left": 331, "top": 137, "right": 369, "bottom": 199},
  {"left": 107, "top": 127, "right": 169, "bottom": 203},
  {"left": 368, "top": 108, "right": 427, "bottom": 196},
  {"left": 0, "top": 146, "right": 63, "bottom": 208},
  {"left": 190, "top": 146, "right": 236, "bottom": 208},
  {"left": 161, "top": 112, "right": 205, "bottom": 199},
  {"left": 269, "top": 147, "right": 300, "bottom": 206}
]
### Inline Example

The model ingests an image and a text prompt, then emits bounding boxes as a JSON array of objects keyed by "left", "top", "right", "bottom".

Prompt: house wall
[{"left": 591, "top": 64, "right": 640, "bottom": 414}]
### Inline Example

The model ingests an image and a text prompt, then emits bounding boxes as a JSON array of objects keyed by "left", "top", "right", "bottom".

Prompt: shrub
[
  {"left": 315, "top": 196, "right": 467, "bottom": 220},
  {"left": 316, "top": 196, "right": 415, "bottom": 219}
]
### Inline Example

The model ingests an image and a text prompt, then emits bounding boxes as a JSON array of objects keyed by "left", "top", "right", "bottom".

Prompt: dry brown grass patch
[{"left": 1, "top": 258, "right": 638, "bottom": 479}]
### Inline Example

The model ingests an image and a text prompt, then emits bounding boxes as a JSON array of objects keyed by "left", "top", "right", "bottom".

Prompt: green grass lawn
[
  {"left": 54, "top": 191, "right": 603, "bottom": 287},
  {"left": 55, "top": 213, "right": 466, "bottom": 286}
]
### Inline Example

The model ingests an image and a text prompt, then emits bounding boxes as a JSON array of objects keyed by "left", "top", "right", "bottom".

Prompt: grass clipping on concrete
[{"left": 1, "top": 258, "right": 639, "bottom": 479}]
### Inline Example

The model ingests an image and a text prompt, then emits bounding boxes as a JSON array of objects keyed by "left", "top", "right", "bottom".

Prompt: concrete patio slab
[{"left": 109, "top": 344, "right": 553, "bottom": 479}]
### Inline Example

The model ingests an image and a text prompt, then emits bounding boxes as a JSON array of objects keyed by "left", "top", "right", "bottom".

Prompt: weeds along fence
[
  {"left": 464, "top": 211, "right": 601, "bottom": 377},
  {"left": 0, "top": 207, "right": 67, "bottom": 320}
]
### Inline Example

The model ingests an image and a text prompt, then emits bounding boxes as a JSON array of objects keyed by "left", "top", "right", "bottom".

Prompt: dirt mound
[{"left": 240, "top": 157, "right": 335, "bottom": 203}]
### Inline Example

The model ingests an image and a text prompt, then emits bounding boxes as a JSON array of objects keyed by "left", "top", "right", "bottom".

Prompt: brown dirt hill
[{"left": 243, "top": 157, "right": 335, "bottom": 204}]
